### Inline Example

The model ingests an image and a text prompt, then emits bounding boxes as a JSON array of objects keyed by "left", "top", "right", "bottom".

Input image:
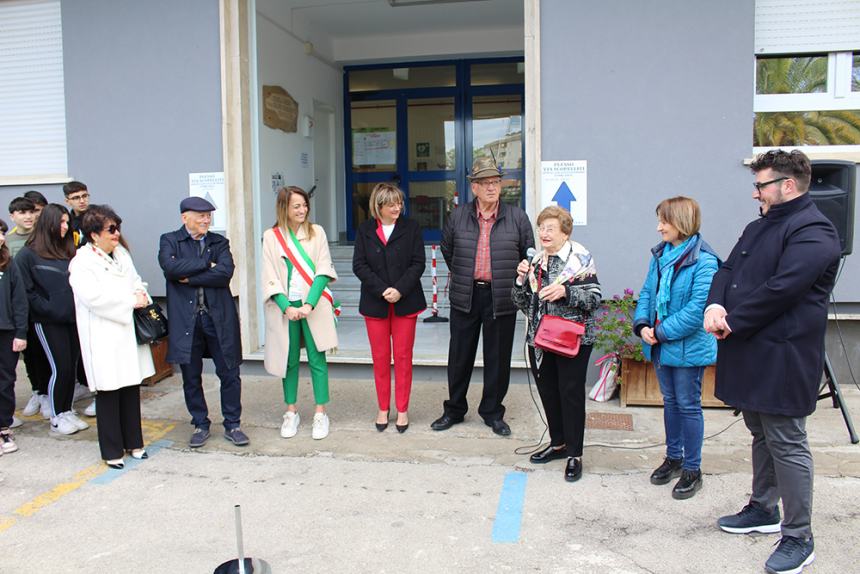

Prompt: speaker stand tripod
[{"left": 818, "top": 352, "right": 859, "bottom": 444}]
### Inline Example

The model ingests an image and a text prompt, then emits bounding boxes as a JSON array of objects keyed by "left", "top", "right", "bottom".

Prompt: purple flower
[
  {"left": 624, "top": 288, "right": 634, "bottom": 296},
  {"left": 612, "top": 294, "right": 620, "bottom": 301}
]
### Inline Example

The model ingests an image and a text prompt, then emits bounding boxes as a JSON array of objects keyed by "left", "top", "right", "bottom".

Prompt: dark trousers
[
  {"left": 34, "top": 322, "right": 80, "bottom": 418},
  {"left": 529, "top": 344, "right": 593, "bottom": 458},
  {"left": 0, "top": 330, "right": 19, "bottom": 428},
  {"left": 743, "top": 410, "right": 814, "bottom": 539},
  {"left": 179, "top": 312, "right": 242, "bottom": 431},
  {"left": 23, "top": 323, "right": 49, "bottom": 395},
  {"left": 95, "top": 385, "right": 143, "bottom": 460},
  {"left": 444, "top": 285, "right": 516, "bottom": 422}
]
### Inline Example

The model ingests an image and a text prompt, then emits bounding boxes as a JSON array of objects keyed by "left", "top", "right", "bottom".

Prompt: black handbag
[{"left": 133, "top": 302, "right": 169, "bottom": 344}]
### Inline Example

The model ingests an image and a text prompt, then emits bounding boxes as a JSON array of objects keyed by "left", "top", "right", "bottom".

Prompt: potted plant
[{"left": 594, "top": 289, "right": 724, "bottom": 408}]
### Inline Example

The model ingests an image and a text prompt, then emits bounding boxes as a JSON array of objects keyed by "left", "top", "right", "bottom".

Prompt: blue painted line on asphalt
[
  {"left": 91, "top": 439, "right": 173, "bottom": 485},
  {"left": 492, "top": 471, "right": 527, "bottom": 543}
]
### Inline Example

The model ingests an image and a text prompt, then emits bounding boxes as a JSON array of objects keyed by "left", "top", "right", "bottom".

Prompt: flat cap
[{"left": 180, "top": 196, "right": 216, "bottom": 213}]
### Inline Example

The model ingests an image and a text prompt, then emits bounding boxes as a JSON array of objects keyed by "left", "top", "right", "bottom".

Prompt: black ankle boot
[
  {"left": 650, "top": 457, "right": 683, "bottom": 485},
  {"left": 672, "top": 469, "right": 703, "bottom": 500}
]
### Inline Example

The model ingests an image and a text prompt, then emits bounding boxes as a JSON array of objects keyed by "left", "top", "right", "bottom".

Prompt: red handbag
[
  {"left": 533, "top": 262, "right": 585, "bottom": 358},
  {"left": 534, "top": 314, "right": 585, "bottom": 358}
]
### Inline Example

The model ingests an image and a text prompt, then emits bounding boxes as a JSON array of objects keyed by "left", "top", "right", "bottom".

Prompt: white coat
[{"left": 69, "top": 244, "right": 155, "bottom": 392}]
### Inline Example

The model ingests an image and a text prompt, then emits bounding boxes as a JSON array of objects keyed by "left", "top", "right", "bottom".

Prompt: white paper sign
[
  {"left": 353, "top": 130, "right": 396, "bottom": 165},
  {"left": 188, "top": 171, "right": 226, "bottom": 232},
  {"left": 540, "top": 160, "right": 587, "bottom": 225}
]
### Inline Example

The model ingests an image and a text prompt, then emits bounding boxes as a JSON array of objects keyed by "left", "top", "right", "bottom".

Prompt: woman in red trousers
[{"left": 352, "top": 183, "right": 426, "bottom": 433}]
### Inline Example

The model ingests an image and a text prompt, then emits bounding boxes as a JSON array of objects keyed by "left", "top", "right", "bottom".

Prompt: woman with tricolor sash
[{"left": 262, "top": 186, "right": 339, "bottom": 440}]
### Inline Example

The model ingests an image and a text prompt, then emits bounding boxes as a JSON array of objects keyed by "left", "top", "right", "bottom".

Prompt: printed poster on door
[
  {"left": 540, "top": 160, "right": 587, "bottom": 226},
  {"left": 188, "top": 172, "right": 226, "bottom": 233},
  {"left": 353, "top": 128, "right": 396, "bottom": 166}
]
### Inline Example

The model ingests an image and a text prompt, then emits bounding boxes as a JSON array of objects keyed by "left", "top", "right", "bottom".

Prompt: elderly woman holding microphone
[
  {"left": 69, "top": 205, "right": 154, "bottom": 469},
  {"left": 262, "top": 186, "right": 338, "bottom": 440},
  {"left": 512, "top": 206, "right": 602, "bottom": 483},
  {"left": 352, "top": 182, "right": 426, "bottom": 433}
]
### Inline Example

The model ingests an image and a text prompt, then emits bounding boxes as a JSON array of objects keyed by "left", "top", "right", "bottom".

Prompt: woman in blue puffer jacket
[{"left": 633, "top": 196, "right": 719, "bottom": 501}]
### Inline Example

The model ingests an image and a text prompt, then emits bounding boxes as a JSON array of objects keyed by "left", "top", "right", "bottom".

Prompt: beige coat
[{"left": 262, "top": 224, "right": 338, "bottom": 377}]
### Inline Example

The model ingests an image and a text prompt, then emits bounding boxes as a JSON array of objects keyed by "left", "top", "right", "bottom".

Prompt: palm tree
[{"left": 754, "top": 56, "right": 860, "bottom": 146}]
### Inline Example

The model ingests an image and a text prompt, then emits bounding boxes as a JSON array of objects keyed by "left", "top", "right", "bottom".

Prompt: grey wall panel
[
  {"left": 60, "top": 0, "right": 222, "bottom": 295},
  {"left": 540, "top": 0, "right": 755, "bottom": 300}
]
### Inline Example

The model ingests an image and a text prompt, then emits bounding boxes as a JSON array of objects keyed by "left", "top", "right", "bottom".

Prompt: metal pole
[{"left": 234, "top": 505, "right": 246, "bottom": 574}]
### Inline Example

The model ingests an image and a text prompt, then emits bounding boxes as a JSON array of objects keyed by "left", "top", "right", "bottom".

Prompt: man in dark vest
[
  {"left": 430, "top": 158, "right": 534, "bottom": 436},
  {"left": 159, "top": 197, "right": 248, "bottom": 448},
  {"left": 704, "top": 149, "right": 840, "bottom": 574}
]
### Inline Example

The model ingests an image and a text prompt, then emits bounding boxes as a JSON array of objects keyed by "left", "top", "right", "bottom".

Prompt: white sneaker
[
  {"left": 280, "top": 411, "right": 300, "bottom": 438},
  {"left": 72, "top": 384, "right": 92, "bottom": 403},
  {"left": 40, "top": 395, "right": 52, "bottom": 420},
  {"left": 312, "top": 412, "right": 329, "bottom": 440},
  {"left": 50, "top": 413, "right": 79, "bottom": 435},
  {"left": 83, "top": 400, "right": 96, "bottom": 417},
  {"left": 0, "top": 429, "right": 18, "bottom": 454},
  {"left": 65, "top": 411, "right": 89, "bottom": 431},
  {"left": 10, "top": 416, "right": 23, "bottom": 428},
  {"left": 22, "top": 393, "right": 41, "bottom": 416}
]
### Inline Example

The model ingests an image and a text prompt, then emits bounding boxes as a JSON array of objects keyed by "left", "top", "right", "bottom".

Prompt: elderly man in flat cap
[
  {"left": 158, "top": 197, "right": 248, "bottom": 448},
  {"left": 431, "top": 157, "right": 535, "bottom": 436}
]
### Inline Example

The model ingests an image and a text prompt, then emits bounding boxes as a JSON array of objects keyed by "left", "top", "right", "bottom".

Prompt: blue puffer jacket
[{"left": 633, "top": 234, "right": 720, "bottom": 367}]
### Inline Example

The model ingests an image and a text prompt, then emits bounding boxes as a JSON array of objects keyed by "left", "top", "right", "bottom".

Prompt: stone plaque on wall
[{"left": 263, "top": 85, "right": 298, "bottom": 132}]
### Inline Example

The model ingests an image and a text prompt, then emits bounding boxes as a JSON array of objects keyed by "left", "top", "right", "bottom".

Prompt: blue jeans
[{"left": 653, "top": 359, "right": 704, "bottom": 470}]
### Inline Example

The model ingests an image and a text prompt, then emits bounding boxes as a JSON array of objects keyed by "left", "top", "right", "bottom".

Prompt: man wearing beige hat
[{"left": 431, "top": 157, "right": 534, "bottom": 436}]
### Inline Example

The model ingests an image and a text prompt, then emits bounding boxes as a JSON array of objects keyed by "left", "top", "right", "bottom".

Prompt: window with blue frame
[{"left": 344, "top": 58, "right": 524, "bottom": 241}]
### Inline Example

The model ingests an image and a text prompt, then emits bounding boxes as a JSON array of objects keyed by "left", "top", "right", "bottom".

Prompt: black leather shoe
[
  {"left": 375, "top": 422, "right": 388, "bottom": 432},
  {"left": 430, "top": 414, "right": 463, "bottom": 431},
  {"left": 396, "top": 423, "right": 409, "bottom": 433},
  {"left": 564, "top": 457, "right": 583, "bottom": 482},
  {"left": 487, "top": 419, "right": 511, "bottom": 436},
  {"left": 529, "top": 444, "right": 567, "bottom": 464},
  {"left": 650, "top": 457, "right": 683, "bottom": 485},
  {"left": 672, "top": 469, "right": 702, "bottom": 500}
]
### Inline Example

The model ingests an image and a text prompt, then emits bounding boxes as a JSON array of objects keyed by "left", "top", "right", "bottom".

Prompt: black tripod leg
[{"left": 819, "top": 353, "right": 859, "bottom": 444}]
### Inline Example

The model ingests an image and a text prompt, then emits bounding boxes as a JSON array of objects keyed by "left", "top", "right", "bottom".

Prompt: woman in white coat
[
  {"left": 69, "top": 205, "right": 154, "bottom": 469},
  {"left": 262, "top": 186, "right": 338, "bottom": 440}
]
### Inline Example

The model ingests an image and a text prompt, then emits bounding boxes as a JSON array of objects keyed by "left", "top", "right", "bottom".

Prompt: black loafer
[
  {"left": 564, "top": 457, "right": 583, "bottom": 482},
  {"left": 529, "top": 444, "right": 568, "bottom": 464},
  {"left": 430, "top": 414, "right": 463, "bottom": 431},
  {"left": 487, "top": 419, "right": 511, "bottom": 436}
]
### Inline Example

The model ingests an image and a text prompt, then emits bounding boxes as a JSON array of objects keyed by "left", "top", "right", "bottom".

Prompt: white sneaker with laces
[
  {"left": 22, "top": 393, "right": 41, "bottom": 416},
  {"left": 0, "top": 429, "right": 18, "bottom": 454},
  {"left": 40, "top": 395, "right": 52, "bottom": 420},
  {"left": 280, "top": 411, "right": 300, "bottom": 438},
  {"left": 10, "top": 416, "right": 23, "bottom": 428},
  {"left": 83, "top": 400, "right": 96, "bottom": 417},
  {"left": 50, "top": 413, "right": 79, "bottom": 435},
  {"left": 312, "top": 412, "right": 329, "bottom": 440},
  {"left": 65, "top": 411, "right": 89, "bottom": 431}
]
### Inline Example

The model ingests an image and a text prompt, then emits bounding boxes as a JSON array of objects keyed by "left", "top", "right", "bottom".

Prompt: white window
[{"left": 0, "top": 0, "right": 68, "bottom": 184}]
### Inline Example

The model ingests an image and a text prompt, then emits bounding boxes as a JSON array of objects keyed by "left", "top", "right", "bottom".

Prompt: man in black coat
[
  {"left": 158, "top": 197, "right": 248, "bottom": 448},
  {"left": 430, "top": 158, "right": 535, "bottom": 436},
  {"left": 704, "top": 150, "right": 840, "bottom": 574}
]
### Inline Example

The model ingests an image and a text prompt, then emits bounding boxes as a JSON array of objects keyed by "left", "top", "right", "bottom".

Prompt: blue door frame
[{"left": 344, "top": 57, "right": 524, "bottom": 242}]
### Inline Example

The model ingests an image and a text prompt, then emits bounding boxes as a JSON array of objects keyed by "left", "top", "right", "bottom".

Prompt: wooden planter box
[
  {"left": 619, "top": 359, "right": 726, "bottom": 408},
  {"left": 143, "top": 338, "right": 173, "bottom": 386}
]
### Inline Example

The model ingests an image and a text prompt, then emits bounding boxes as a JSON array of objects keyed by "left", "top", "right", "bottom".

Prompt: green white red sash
[{"left": 272, "top": 226, "right": 341, "bottom": 317}]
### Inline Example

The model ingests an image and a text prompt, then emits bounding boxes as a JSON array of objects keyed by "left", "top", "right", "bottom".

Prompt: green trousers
[{"left": 283, "top": 300, "right": 329, "bottom": 405}]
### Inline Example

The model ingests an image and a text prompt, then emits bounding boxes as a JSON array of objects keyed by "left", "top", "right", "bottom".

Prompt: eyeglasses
[
  {"left": 67, "top": 193, "right": 90, "bottom": 201},
  {"left": 476, "top": 179, "right": 502, "bottom": 187},
  {"left": 753, "top": 177, "right": 788, "bottom": 192},
  {"left": 104, "top": 224, "right": 121, "bottom": 234}
]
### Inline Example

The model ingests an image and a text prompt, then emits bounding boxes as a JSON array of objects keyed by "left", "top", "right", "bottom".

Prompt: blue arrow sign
[{"left": 552, "top": 181, "right": 576, "bottom": 212}]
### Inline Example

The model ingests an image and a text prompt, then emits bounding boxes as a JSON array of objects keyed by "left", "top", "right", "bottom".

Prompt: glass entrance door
[{"left": 345, "top": 59, "right": 524, "bottom": 242}]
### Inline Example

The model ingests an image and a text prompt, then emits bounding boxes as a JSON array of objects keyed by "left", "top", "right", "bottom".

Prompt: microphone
[{"left": 525, "top": 247, "right": 536, "bottom": 261}]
